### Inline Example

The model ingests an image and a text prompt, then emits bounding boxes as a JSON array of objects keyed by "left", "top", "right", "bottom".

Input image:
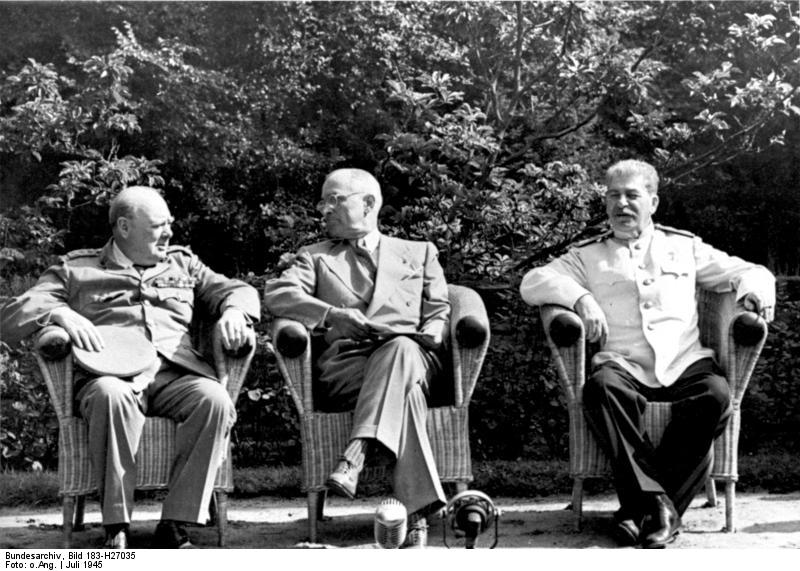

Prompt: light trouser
[
  {"left": 318, "top": 335, "right": 446, "bottom": 516},
  {"left": 583, "top": 358, "right": 731, "bottom": 517},
  {"left": 76, "top": 362, "right": 236, "bottom": 526}
]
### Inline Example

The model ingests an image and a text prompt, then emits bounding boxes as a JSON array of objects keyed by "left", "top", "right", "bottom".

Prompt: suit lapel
[
  {"left": 366, "top": 236, "right": 410, "bottom": 318},
  {"left": 319, "top": 241, "right": 369, "bottom": 301}
]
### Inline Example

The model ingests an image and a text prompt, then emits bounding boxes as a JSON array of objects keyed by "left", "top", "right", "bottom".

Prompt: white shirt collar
[{"left": 355, "top": 229, "right": 382, "bottom": 253}]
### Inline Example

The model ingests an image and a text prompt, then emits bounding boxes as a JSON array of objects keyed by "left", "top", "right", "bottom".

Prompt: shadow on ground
[{"left": 2, "top": 493, "right": 799, "bottom": 549}]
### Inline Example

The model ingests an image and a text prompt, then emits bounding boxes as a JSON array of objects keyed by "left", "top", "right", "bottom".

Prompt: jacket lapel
[
  {"left": 366, "top": 236, "right": 410, "bottom": 318},
  {"left": 319, "top": 241, "right": 368, "bottom": 301}
]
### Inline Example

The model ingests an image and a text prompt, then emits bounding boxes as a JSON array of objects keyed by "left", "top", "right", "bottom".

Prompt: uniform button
[
  {"left": 647, "top": 324, "right": 655, "bottom": 331},
  {"left": 634, "top": 244, "right": 642, "bottom": 250},
  {"left": 643, "top": 301, "right": 653, "bottom": 309},
  {"left": 639, "top": 264, "right": 647, "bottom": 270},
  {"left": 643, "top": 278, "right": 654, "bottom": 286}
]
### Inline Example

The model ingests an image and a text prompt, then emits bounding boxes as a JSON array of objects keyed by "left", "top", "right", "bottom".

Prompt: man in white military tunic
[
  {"left": 520, "top": 160, "right": 775, "bottom": 548},
  {"left": 1, "top": 187, "right": 260, "bottom": 549}
]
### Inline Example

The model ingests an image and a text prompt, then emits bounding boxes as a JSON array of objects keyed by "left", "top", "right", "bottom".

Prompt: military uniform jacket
[
  {"left": 520, "top": 223, "right": 776, "bottom": 387},
  {"left": 0, "top": 239, "right": 261, "bottom": 379},
  {"left": 263, "top": 234, "right": 450, "bottom": 348}
]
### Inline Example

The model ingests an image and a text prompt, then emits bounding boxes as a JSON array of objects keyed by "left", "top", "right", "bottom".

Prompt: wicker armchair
[
  {"left": 33, "top": 321, "right": 256, "bottom": 548},
  {"left": 539, "top": 289, "right": 768, "bottom": 533},
  {"left": 272, "top": 284, "right": 490, "bottom": 543}
]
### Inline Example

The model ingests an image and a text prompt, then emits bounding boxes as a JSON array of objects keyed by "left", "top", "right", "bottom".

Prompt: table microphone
[{"left": 374, "top": 498, "right": 407, "bottom": 548}]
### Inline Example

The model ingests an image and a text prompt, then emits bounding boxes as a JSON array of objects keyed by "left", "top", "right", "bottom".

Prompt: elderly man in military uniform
[
  {"left": 1, "top": 186, "right": 260, "bottom": 549},
  {"left": 520, "top": 160, "right": 775, "bottom": 548}
]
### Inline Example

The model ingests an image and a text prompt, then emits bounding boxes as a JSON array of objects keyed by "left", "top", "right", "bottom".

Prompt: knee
[
  {"left": 379, "top": 336, "right": 421, "bottom": 357},
  {"left": 703, "top": 375, "right": 731, "bottom": 412},
  {"left": 583, "top": 367, "right": 617, "bottom": 407},
  {"left": 82, "top": 376, "right": 132, "bottom": 406},
  {"left": 196, "top": 382, "right": 236, "bottom": 422}
]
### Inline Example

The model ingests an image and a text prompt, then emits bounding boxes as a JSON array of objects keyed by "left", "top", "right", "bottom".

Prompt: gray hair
[
  {"left": 605, "top": 159, "right": 660, "bottom": 194},
  {"left": 108, "top": 186, "right": 164, "bottom": 228}
]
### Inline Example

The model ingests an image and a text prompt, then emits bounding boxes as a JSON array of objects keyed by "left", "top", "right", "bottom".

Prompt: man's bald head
[
  {"left": 110, "top": 186, "right": 174, "bottom": 265},
  {"left": 109, "top": 186, "right": 169, "bottom": 228},
  {"left": 319, "top": 169, "right": 383, "bottom": 239}
]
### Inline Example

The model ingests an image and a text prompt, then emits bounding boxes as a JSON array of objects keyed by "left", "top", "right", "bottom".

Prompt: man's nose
[{"left": 164, "top": 224, "right": 174, "bottom": 238}]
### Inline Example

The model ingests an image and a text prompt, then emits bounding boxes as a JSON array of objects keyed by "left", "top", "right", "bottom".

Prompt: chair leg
[
  {"left": 724, "top": 481, "right": 736, "bottom": 533},
  {"left": 307, "top": 491, "right": 324, "bottom": 544},
  {"left": 74, "top": 495, "right": 86, "bottom": 531},
  {"left": 62, "top": 496, "right": 75, "bottom": 549},
  {"left": 215, "top": 491, "right": 228, "bottom": 547},
  {"left": 316, "top": 489, "right": 327, "bottom": 522},
  {"left": 571, "top": 478, "right": 584, "bottom": 531},
  {"left": 704, "top": 478, "right": 718, "bottom": 508}
]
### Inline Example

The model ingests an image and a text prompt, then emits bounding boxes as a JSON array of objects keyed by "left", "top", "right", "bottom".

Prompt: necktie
[{"left": 346, "top": 239, "right": 376, "bottom": 301}]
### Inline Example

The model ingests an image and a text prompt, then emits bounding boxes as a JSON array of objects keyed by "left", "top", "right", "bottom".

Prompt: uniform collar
[
  {"left": 611, "top": 221, "right": 655, "bottom": 248},
  {"left": 111, "top": 240, "right": 136, "bottom": 268}
]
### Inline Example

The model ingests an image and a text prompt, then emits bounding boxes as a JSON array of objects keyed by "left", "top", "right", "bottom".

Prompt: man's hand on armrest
[
  {"left": 742, "top": 292, "right": 774, "bottom": 323},
  {"left": 217, "top": 308, "right": 253, "bottom": 352},
  {"left": 574, "top": 294, "right": 608, "bottom": 345},
  {"left": 49, "top": 307, "right": 105, "bottom": 352}
]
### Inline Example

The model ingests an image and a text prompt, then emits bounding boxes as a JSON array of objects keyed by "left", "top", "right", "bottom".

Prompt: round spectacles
[{"left": 316, "top": 192, "right": 367, "bottom": 212}]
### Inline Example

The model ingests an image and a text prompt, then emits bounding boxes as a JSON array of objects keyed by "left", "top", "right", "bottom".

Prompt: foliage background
[{"left": 1, "top": 1, "right": 799, "bottom": 471}]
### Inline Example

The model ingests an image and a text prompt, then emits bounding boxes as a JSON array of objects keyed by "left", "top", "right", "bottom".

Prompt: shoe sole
[
  {"left": 325, "top": 478, "right": 356, "bottom": 500},
  {"left": 642, "top": 530, "right": 680, "bottom": 549},
  {"left": 613, "top": 523, "right": 639, "bottom": 546}
]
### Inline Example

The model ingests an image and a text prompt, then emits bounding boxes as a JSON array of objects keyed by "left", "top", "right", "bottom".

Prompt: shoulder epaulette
[
  {"left": 167, "top": 244, "right": 193, "bottom": 255},
  {"left": 655, "top": 224, "right": 695, "bottom": 238},
  {"left": 572, "top": 230, "right": 612, "bottom": 249},
  {"left": 62, "top": 248, "right": 101, "bottom": 261}
]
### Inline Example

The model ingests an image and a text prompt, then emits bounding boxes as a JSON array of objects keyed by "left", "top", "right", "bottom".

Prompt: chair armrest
[
  {"left": 697, "top": 289, "right": 769, "bottom": 402},
  {"left": 33, "top": 325, "right": 74, "bottom": 420},
  {"left": 271, "top": 317, "right": 313, "bottom": 414},
  {"left": 212, "top": 324, "right": 257, "bottom": 403},
  {"left": 539, "top": 304, "right": 585, "bottom": 404},
  {"left": 447, "top": 284, "right": 490, "bottom": 407},
  {"left": 727, "top": 310, "right": 768, "bottom": 402}
]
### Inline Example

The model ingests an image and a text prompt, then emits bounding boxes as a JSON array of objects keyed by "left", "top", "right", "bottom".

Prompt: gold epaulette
[
  {"left": 655, "top": 224, "right": 695, "bottom": 238},
  {"left": 62, "top": 248, "right": 101, "bottom": 261},
  {"left": 572, "top": 230, "right": 613, "bottom": 249}
]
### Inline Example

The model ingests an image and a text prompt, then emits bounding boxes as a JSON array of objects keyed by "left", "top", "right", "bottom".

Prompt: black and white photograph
[{"left": 1, "top": 0, "right": 798, "bottom": 556}]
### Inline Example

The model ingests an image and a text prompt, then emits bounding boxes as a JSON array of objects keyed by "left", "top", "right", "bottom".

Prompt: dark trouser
[{"left": 583, "top": 358, "right": 732, "bottom": 517}]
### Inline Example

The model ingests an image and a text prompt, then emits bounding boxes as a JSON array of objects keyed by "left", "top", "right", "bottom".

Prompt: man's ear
[
  {"left": 363, "top": 194, "right": 376, "bottom": 212},
  {"left": 650, "top": 193, "right": 660, "bottom": 214},
  {"left": 116, "top": 217, "right": 130, "bottom": 238}
]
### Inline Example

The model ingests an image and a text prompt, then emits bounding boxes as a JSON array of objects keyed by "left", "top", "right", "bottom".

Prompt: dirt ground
[{"left": 2, "top": 491, "right": 799, "bottom": 550}]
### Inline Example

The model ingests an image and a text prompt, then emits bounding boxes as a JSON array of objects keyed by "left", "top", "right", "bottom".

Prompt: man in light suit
[
  {"left": 520, "top": 160, "right": 775, "bottom": 548},
  {"left": 1, "top": 186, "right": 260, "bottom": 549},
  {"left": 263, "top": 168, "right": 450, "bottom": 548}
]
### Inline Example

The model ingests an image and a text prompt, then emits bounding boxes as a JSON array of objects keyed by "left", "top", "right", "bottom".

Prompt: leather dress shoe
[
  {"left": 401, "top": 515, "right": 427, "bottom": 549},
  {"left": 326, "top": 460, "right": 360, "bottom": 499},
  {"left": 641, "top": 494, "right": 681, "bottom": 549},
  {"left": 153, "top": 520, "right": 194, "bottom": 549},
  {"left": 103, "top": 525, "right": 129, "bottom": 549},
  {"left": 612, "top": 512, "right": 641, "bottom": 546}
]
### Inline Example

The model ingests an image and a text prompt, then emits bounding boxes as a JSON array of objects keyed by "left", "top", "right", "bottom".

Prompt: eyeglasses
[{"left": 316, "top": 192, "right": 367, "bottom": 212}]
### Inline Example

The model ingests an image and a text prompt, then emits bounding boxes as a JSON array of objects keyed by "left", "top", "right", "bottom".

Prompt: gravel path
[{"left": 2, "top": 492, "right": 799, "bottom": 549}]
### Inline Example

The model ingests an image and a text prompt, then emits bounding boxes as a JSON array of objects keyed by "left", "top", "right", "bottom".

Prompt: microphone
[
  {"left": 443, "top": 490, "right": 500, "bottom": 549},
  {"left": 374, "top": 498, "right": 407, "bottom": 549}
]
